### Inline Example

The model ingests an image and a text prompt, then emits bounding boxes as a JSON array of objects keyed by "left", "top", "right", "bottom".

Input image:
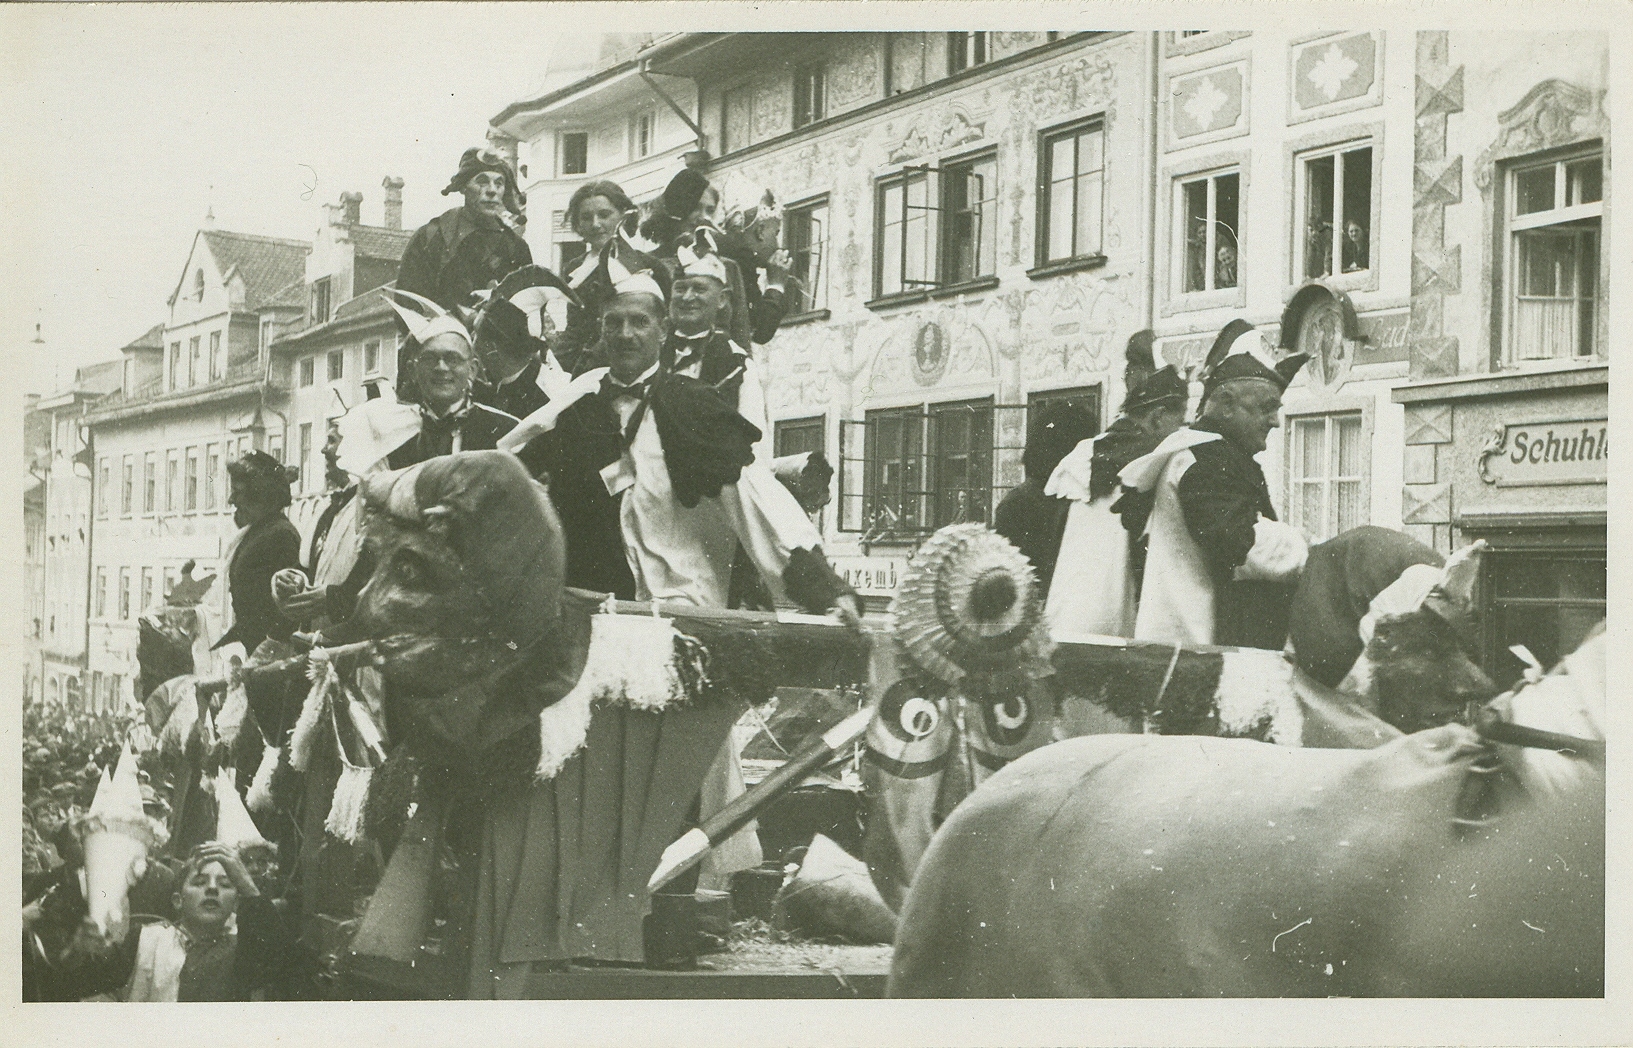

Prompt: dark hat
[
  {"left": 228, "top": 450, "right": 298, "bottom": 509},
  {"left": 443, "top": 147, "right": 524, "bottom": 215},
  {"left": 1203, "top": 318, "right": 1257, "bottom": 375},
  {"left": 660, "top": 168, "right": 712, "bottom": 220},
  {"left": 1122, "top": 365, "right": 1189, "bottom": 412}
]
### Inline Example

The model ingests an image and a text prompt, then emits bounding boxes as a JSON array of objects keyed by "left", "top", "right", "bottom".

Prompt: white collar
[
  {"left": 607, "top": 362, "right": 660, "bottom": 389},
  {"left": 422, "top": 396, "right": 471, "bottom": 422}
]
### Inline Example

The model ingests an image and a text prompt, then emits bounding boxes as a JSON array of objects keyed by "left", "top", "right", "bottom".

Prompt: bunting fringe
[
  {"left": 289, "top": 656, "right": 336, "bottom": 773},
  {"left": 245, "top": 742, "right": 281, "bottom": 814}
]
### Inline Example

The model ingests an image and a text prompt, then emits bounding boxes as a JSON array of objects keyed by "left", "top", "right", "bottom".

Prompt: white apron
[
  {"left": 1044, "top": 435, "right": 1136, "bottom": 639},
  {"left": 1119, "top": 429, "right": 1224, "bottom": 647}
]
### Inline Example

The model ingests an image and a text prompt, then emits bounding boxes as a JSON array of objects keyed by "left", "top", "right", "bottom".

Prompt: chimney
[
  {"left": 382, "top": 177, "right": 404, "bottom": 231},
  {"left": 340, "top": 191, "right": 363, "bottom": 226}
]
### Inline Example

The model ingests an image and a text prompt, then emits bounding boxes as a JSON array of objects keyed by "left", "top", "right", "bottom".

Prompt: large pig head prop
[{"left": 343, "top": 451, "right": 576, "bottom": 778}]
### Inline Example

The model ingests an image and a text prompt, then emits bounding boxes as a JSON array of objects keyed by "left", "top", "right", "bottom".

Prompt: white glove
[{"left": 1233, "top": 518, "right": 1308, "bottom": 582}]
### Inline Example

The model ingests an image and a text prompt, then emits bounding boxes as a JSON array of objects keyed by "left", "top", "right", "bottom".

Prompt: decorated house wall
[
  {"left": 1155, "top": 29, "right": 1417, "bottom": 539},
  {"left": 706, "top": 32, "right": 1153, "bottom": 559}
]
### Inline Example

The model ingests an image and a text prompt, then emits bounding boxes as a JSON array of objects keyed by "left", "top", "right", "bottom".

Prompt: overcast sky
[{"left": 0, "top": 3, "right": 597, "bottom": 396}]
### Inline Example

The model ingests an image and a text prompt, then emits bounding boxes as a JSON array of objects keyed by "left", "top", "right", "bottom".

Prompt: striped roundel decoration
[{"left": 864, "top": 678, "right": 953, "bottom": 780}]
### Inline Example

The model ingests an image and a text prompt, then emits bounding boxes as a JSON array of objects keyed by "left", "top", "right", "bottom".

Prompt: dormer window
[{"left": 194, "top": 268, "right": 205, "bottom": 301}]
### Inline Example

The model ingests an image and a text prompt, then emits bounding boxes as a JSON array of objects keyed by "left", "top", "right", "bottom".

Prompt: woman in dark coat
[{"left": 214, "top": 452, "right": 301, "bottom": 655}]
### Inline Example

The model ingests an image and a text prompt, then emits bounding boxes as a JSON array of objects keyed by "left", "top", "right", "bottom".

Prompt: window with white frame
[
  {"left": 118, "top": 568, "right": 130, "bottom": 620},
  {"left": 784, "top": 198, "right": 829, "bottom": 314},
  {"left": 794, "top": 62, "right": 827, "bottom": 128},
  {"left": 327, "top": 349, "right": 345, "bottom": 382},
  {"left": 560, "top": 131, "right": 589, "bottom": 176},
  {"left": 631, "top": 110, "right": 655, "bottom": 159},
  {"left": 1297, "top": 143, "right": 1372, "bottom": 281},
  {"left": 874, "top": 153, "right": 997, "bottom": 298},
  {"left": 364, "top": 339, "right": 381, "bottom": 375},
  {"left": 97, "top": 458, "right": 109, "bottom": 517},
  {"left": 1038, "top": 118, "right": 1106, "bottom": 265},
  {"left": 1505, "top": 148, "right": 1602, "bottom": 363},
  {"left": 165, "top": 450, "right": 179, "bottom": 513},
  {"left": 1179, "top": 169, "right": 1240, "bottom": 294},
  {"left": 184, "top": 447, "right": 199, "bottom": 512},
  {"left": 1287, "top": 411, "right": 1365, "bottom": 542},
  {"left": 140, "top": 568, "right": 153, "bottom": 616}
]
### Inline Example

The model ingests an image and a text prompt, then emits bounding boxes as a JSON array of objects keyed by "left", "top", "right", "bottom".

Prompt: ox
[{"left": 886, "top": 626, "right": 1605, "bottom": 997}]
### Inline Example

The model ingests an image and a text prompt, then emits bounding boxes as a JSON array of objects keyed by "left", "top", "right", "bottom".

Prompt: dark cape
[
  {"left": 386, "top": 402, "right": 520, "bottom": 470},
  {"left": 215, "top": 515, "right": 301, "bottom": 652},
  {"left": 1175, "top": 425, "right": 1295, "bottom": 650},
  {"left": 992, "top": 480, "right": 1069, "bottom": 594}
]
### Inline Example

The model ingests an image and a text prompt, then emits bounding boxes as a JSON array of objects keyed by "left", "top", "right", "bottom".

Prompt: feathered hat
[
  {"left": 383, "top": 286, "right": 473, "bottom": 349},
  {"left": 442, "top": 146, "right": 524, "bottom": 216},
  {"left": 1199, "top": 319, "right": 1309, "bottom": 398}
]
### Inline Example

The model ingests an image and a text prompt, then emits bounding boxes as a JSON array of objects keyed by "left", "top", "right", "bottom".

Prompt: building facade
[
  {"left": 31, "top": 361, "right": 122, "bottom": 710},
  {"left": 1391, "top": 32, "right": 1608, "bottom": 687},
  {"left": 23, "top": 395, "right": 49, "bottom": 705}
]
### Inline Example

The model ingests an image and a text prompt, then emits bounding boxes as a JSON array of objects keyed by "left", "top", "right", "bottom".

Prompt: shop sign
[
  {"left": 829, "top": 554, "right": 909, "bottom": 596},
  {"left": 1354, "top": 311, "right": 1410, "bottom": 366},
  {"left": 1478, "top": 418, "right": 1607, "bottom": 487}
]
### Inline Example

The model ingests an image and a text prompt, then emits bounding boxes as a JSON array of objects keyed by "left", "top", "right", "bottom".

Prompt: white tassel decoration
[
  {"left": 345, "top": 691, "right": 389, "bottom": 766},
  {"left": 535, "top": 680, "right": 597, "bottom": 780},
  {"left": 216, "top": 681, "right": 249, "bottom": 748},
  {"left": 245, "top": 743, "right": 281, "bottom": 814},
  {"left": 324, "top": 764, "right": 373, "bottom": 843},
  {"left": 289, "top": 658, "right": 335, "bottom": 773}
]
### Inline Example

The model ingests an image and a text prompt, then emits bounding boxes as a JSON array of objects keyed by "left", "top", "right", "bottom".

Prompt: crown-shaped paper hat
[{"left": 382, "top": 286, "right": 473, "bottom": 348}]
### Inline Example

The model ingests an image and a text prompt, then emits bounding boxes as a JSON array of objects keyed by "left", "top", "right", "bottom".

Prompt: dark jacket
[
  {"left": 481, "top": 358, "right": 550, "bottom": 422},
  {"left": 1175, "top": 427, "right": 1293, "bottom": 650},
  {"left": 386, "top": 402, "right": 520, "bottom": 470},
  {"left": 993, "top": 480, "right": 1069, "bottom": 594},
  {"left": 395, "top": 206, "right": 532, "bottom": 316},
  {"left": 216, "top": 515, "right": 301, "bottom": 652},
  {"left": 662, "top": 329, "right": 751, "bottom": 410}
]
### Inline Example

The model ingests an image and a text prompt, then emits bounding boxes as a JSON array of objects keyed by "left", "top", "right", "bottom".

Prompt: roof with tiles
[
  {"left": 200, "top": 230, "right": 310, "bottom": 310},
  {"left": 351, "top": 225, "right": 413, "bottom": 262}
]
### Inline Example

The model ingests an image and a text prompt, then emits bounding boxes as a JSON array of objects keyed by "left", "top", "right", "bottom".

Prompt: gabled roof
[
  {"left": 76, "top": 359, "right": 125, "bottom": 395},
  {"left": 121, "top": 323, "right": 165, "bottom": 353},
  {"left": 261, "top": 279, "right": 308, "bottom": 312},
  {"left": 351, "top": 225, "right": 412, "bottom": 262},
  {"left": 177, "top": 229, "right": 310, "bottom": 311}
]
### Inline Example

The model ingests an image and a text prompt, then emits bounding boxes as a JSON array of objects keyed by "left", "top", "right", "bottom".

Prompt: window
[
  {"left": 169, "top": 342, "right": 181, "bottom": 389},
  {"left": 940, "top": 153, "right": 998, "bottom": 285},
  {"left": 140, "top": 568, "right": 153, "bottom": 616},
  {"left": 185, "top": 447, "right": 199, "bottom": 511},
  {"left": 121, "top": 455, "right": 133, "bottom": 515},
  {"left": 1481, "top": 549, "right": 1605, "bottom": 689},
  {"left": 142, "top": 452, "right": 156, "bottom": 513},
  {"left": 783, "top": 198, "right": 829, "bottom": 313},
  {"left": 165, "top": 450, "right": 179, "bottom": 512},
  {"left": 118, "top": 568, "right": 131, "bottom": 620},
  {"left": 269, "top": 430, "right": 284, "bottom": 463},
  {"left": 1298, "top": 144, "right": 1372, "bottom": 280},
  {"left": 631, "top": 111, "right": 655, "bottom": 159},
  {"left": 1287, "top": 412, "right": 1365, "bottom": 541},
  {"left": 299, "top": 357, "right": 315, "bottom": 387},
  {"left": 327, "top": 349, "right": 345, "bottom": 381},
  {"left": 844, "top": 399, "right": 996, "bottom": 537},
  {"left": 794, "top": 63, "right": 827, "bottom": 128},
  {"left": 560, "top": 131, "right": 589, "bottom": 176},
  {"left": 163, "top": 566, "right": 176, "bottom": 601},
  {"left": 875, "top": 155, "right": 997, "bottom": 299},
  {"left": 1038, "top": 120, "right": 1106, "bottom": 265},
  {"left": 311, "top": 278, "right": 332, "bottom": 324},
  {"left": 97, "top": 458, "right": 109, "bottom": 517},
  {"left": 364, "top": 339, "right": 380, "bottom": 374},
  {"left": 194, "top": 268, "right": 205, "bottom": 301},
  {"left": 1179, "top": 169, "right": 1240, "bottom": 293},
  {"left": 775, "top": 416, "right": 826, "bottom": 458},
  {"left": 94, "top": 568, "right": 106, "bottom": 618},
  {"left": 876, "top": 169, "right": 934, "bottom": 297},
  {"left": 188, "top": 336, "right": 201, "bottom": 386},
  {"left": 205, "top": 444, "right": 219, "bottom": 509},
  {"left": 299, "top": 423, "right": 313, "bottom": 493},
  {"left": 209, "top": 330, "right": 222, "bottom": 380},
  {"left": 948, "top": 32, "right": 988, "bottom": 73},
  {"left": 1505, "top": 150, "right": 1602, "bottom": 363}
]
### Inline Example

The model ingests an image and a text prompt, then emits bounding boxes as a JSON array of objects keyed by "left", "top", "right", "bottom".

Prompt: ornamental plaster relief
[
  {"left": 762, "top": 324, "right": 842, "bottom": 414},
  {"left": 859, "top": 304, "right": 998, "bottom": 397},
  {"left": 1006, "top": 51, "right": 1120, "bottom": 126},
  {"left": 885, "top": 102, "right": 991, "bottom": 164},
  {"left": 1017, "top": 271, "right": 1134, "bottom": 385},
  {"left": 752, "top": 76, "right": 791, "bottom": 142},
  {"left": 827, "top": 37, "right": 882, "bottom": 113}
]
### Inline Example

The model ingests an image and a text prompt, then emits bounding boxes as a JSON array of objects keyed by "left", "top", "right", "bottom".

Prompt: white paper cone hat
[{"left": 213, "top": 768, "right": 270, "bottom": 849}]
